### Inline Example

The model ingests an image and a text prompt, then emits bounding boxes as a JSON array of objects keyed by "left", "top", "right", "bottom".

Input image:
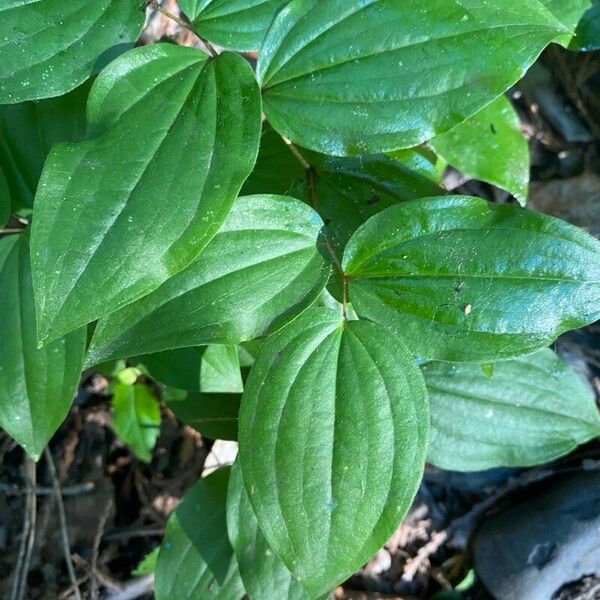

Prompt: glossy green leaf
[
  {"left": 542, "top": 0, "right": 592, "bottom": 45},
  {"left": 155, "top": 468, "right": 245, "bottom": 600},
  {"left": 241, "top": 125, "right": 305, "bottom": 197},
  {"left": 0, "top": 233, "right": 86, "bottom": 460},
  {"left": 387, "top": 147, "right": 445, "bottom": 185},
  {"left": 201, "top": 345, "right": 244, "bottom": 394},
  {"left": 0, "top": 166, "right": 9, "bottom": 226},
  {"left": 227, "top": 461, "right": 309, "bottom": 600},
  {"left": 0, "top": 0, "right": 143, "bottom": 104},
  {"left": 424, "top": 349, "right": 600, "bottom": 471},
  {"left": 243, "top": 125, "right": 443, "bottom": 259},
  {"left": 137, "top": 346, "right": 243, "bottom": 394},
  {"left": 0, "top": 80, "right": 90, "bottom": 212},
  {"left": 430, "top": 96, "right": 529, "bottom": 205},
  {"left": 168, "top": 392, "right": 241, "bottom": 441},
  {"left": 303, "top": 149, "right": 444, "bottom": 257},
  {"left": 258, "top": 0, "right": 566, "bottom": 155},
  {"left": 572, "top": 1, "right": 600, "bottom": 50},
  {"left": 112, "top": 382, "right": 161, "bottom": 462},
  {"left": 185, "top": 0, "right": 287, "bottom": 51},
  {"left": 239, "top": 308, "right": 429, "bottom": 597},
  {"left": 31, "top": 45, "right": 261, "bottom": 344},
  {"left": 85, "top": 194, "right": 330, "bottom": 365},
  {"left": 343, "top": 196, "right": 600, "bottom": 363}
]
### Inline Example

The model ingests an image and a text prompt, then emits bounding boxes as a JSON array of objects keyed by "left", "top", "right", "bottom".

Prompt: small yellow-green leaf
[{"left": 112, "top": 383, "right": 161, "bottom": 463}]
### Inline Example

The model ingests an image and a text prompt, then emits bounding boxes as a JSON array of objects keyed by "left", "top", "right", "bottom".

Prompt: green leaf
[
  {"left": 227, "top": 460, "right": 309, "bottom": 600},
  {"left": 200, "top": 345, "right": 244, "bottom": 394},
  {"left": 155, "top": 468, "right": 245, "bottom": 600},
  {"left": 542, "top": 0, "right": 592, "bottom": 45},
  {"left": 430, "top": 96, "right": 529, "bottom": 205},
  {"left": 572, "top": 1, "right": 600, "bottom": 50},
  {"left": 85, "top": 194, "right": 330, "bottom": 365},
  {"left": 241, "top": 125, "right": 306, "bottom": 197},
  {"left": 343, "top": 196, "right": 600, "bottom": 363},
  {"left": 0, "top": 166, "right": 9, "bottom": 226},
  {"left": 168, "top": 392, "right": 240, "bottom": 441},
  {"left": 31, "top": 45, "right": 261, "bottom": 344},
  {"left": 137, "top": 346, "right": 243, "bottom": 394},
  {"left": 257, "top": 0, "right": 566, "bottom": 155},
  {"left": 133, "top": 547, "right": 160, "bottom": 576},
  {"left": 387, "top": 147, "right": 445, "bottom": 185},
  {"left": 0, "top": 233, "right": 86, "bottom": 460},
  {"left": 0, "top": 0, "right": 143, "bottom": 104},
  {"left": 239, "top": 307, "right": 429, "bottom": 597},
  {"left": 302, "top": 149, "right": 444, "bottom": 256},
  {"left": 0, "top": 80, "right": 91, "bottom": 212},
  {"left": 242, "top": 124, "right": 443, "bottom": 262},
  {"left": 186, "top": 0, "right": 288, "bottom": 51},
  {"left": 112, "top": 382, "right": 161, "bottom": 462},
  {"left": 424, "top": 349, "right": 600, "bottom": 471}
]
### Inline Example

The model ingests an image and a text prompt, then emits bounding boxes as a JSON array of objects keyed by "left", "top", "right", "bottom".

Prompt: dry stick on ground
[
  {"left": 0, "top": 481, "right": 95, "bottom": 496},
  {"left": 10, "top": 456, "right": 37, "bottom": 600},
  {"left": 44, "top": 447, "right": 82, "bottom": 600},
  {"left": 90, "top": 497, "right": 114, "bottom": 600},
  {"left": 105, "top": 574, "right": 155, "bottom": 600},
  {"left": 401, "top": 468, "right": 559, "bottom": 582}
]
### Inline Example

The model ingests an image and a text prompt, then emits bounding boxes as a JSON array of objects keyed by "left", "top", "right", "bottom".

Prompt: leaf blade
[
  {"left": 343, "top": 196, "right": 600, "bottom": 362},
  {"left": 258, "top": 0, "right": 565, "bottom": 155},
  {"left": 425, "top": 349, "right": 600, "bottom": 471},
  {"left": 0, "top": 0, "right": 143, "bottom": 103},
  {"left": 190, "top": 0, "right": 288, "bottom": 51},
  {"left": 0, "top": 233, "right": 86, "bottom": 460},
  {"left": 86, "top": 194, "right": 330, "bottom": 365},
  {"left": 227, "top": 460, "right": 309, "bottom": 599},
  {"left": 31, "top": 46, "right": 262, "bottom": 343},
  {"left": 112, "top": 382, "right": 161, "bottom": 463},
  {"left": 239, "top": 307, "right": 429, "bottom": 596},
  {"left": 430, "top": 96, "right": 529, "bottom": 205},
  {"left": 155, "top": 468, "right": 245, "bottom": 600}
]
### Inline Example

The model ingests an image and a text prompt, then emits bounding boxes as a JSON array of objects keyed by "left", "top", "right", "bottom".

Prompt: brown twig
[
  {"left": 402, "top": 531, "right": 448, "bottom": 581},
  {"left": 105, "top": 574, "right": 155, "bottom": 600},
  {"left": 45, "top": 447, "right": 82, "bottom": 600},
  {"left": 103, "top": 527, "right": 164, "bottom": 541},
  {"left": 0, "top": 481, "right": 95, "bottom": 496},
  {"left": 90, "top": 498, "right": 114, "bottom": 600},
  {"left": 10, "top": 456, "right": 37, "bottom": 600},
  {"left": 145, "top": 0, "right": 218, "bottom": 57}
]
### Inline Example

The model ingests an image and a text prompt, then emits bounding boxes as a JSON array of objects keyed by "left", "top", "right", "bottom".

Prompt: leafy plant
[{"left": 1, "top": 0, "right": 599, "bottom": 598}]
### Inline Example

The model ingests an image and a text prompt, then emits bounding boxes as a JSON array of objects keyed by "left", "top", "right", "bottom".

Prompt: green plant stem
[{"left": 283, "top": 136, "right": 349, "bottom": 317}]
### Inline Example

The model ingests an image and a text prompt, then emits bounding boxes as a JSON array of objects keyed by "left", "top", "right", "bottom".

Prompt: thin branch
[
  {"left": 283, "top": 136, "right": 349, "bottom": 316},
  {"left": 402, "top": 531, "right": 448, "bottom": 581},
  {"left": 10, "top": 456, "right": 37, "bottom": 600},
  {"left": 145, "top": 0, "right": 218, "bottom": 57},
  {"left": 90, "top": 498, "right": 113, "bottom": 600},
  {"left": 44, "top": 447, "right": 82, "bottom": 600},
  {"left": 0, "top": 481, "right": 94, "bottom": 496},
  {"left": 105, "top": 574, "right": 155, "bottom": 600}
]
